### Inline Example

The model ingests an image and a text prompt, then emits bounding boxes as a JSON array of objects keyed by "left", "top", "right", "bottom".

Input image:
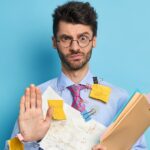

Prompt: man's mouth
[{"left": 68, "top": 53, "right": 83, "bottom": 60}]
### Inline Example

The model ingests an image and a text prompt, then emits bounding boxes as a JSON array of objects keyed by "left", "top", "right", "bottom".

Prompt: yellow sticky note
[
  {"left": 48, "top": 100, "right": 66, "bottom": 120},
  {"left": 90, "top": 84, "right": 111, "bottom": 103},
  {"left": 8, "top": 137, "right": 24, "bottom": 150}
]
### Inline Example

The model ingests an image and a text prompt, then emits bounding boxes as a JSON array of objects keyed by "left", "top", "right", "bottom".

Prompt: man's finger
[
  {"left": 36, "top": 87, "right": 42, "bottom": 108},
  {"left": 30, "top": 84, "right": 36, "bottom": 108},
  {"left": 25, "top": 88, "right": 30, "bottom": 110},
  {"left": 45, "top": 107, "right": 53, "bottom": 123},
  {"left": 92, "top": 144, "right": 107, "bottom": 150},
  {"left": 20, "top": 96, "right": 25, "bottom": 115}
]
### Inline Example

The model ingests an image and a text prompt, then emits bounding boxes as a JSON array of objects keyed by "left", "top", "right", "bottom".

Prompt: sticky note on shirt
[
  {"left": 48, "top": 100, "right": 66, "bottom": 120},
  {"left": 8, "top": 137, "right": 24, "bottom": 150},
  {"left": 90, "top": 84, "right": 111, "bottom": 103}
]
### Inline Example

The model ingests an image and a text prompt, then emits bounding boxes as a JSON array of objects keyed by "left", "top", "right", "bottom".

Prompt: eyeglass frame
[{"left": 56, "top": 34, "right": 94, "bottom": 48}]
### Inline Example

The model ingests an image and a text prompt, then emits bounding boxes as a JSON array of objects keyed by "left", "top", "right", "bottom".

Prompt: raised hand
[{"left": 18, "top": 84, "right": 52, "bottom": 142}]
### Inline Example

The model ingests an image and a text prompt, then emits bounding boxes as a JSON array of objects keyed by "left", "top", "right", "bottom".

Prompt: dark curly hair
[{"left": 52, "top": 1, "right": 98, "bottom": 37}]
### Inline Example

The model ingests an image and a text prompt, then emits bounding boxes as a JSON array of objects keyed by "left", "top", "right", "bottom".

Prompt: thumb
[{"left": 45, "top": 107, "right": 53, "bottom": 122}]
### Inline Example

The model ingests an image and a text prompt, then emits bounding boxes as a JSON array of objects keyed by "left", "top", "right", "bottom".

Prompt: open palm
[{"left": 18, "top": 85, "right": 52, "bottom": 142}]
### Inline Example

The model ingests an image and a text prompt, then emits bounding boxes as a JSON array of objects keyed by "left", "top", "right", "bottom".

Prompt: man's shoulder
[{"left": 37, "top": 77, "right": 58, "bottom": 93}]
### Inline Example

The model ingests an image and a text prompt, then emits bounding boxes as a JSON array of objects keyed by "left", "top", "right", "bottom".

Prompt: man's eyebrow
[
  {"left": 59, "top": 34, "right": 73, "bottom": 38},
  {"left": 58, "top": 32, "right": 91, "bottom": 38},
  {"left": 77, "top": 32, "right": 91, "bottom": 37}
]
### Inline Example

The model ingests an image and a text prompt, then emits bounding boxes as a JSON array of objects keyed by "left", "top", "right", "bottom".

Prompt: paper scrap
[
  {"left": 48, "top": 100, "right": 66, "bottom": 120},
  {"left": 8, "top": 137, "right": 24, "bottom": 150},
  {"left": 90, "top": 84, "right": 111, "bottom": 103}
]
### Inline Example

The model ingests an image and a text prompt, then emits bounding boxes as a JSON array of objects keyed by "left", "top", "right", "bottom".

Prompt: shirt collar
[{"left": 57, "top": 70, "right": 94, "bottom": 91}]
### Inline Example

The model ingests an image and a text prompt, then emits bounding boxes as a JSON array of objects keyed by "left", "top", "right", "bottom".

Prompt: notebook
[{"left": 100, "top": 92, "right": 150, "bottom": 150}]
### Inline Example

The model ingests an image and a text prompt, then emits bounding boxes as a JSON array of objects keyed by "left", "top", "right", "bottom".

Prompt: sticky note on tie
[
  {"left": 48, "top": 100, "right": 66, "bottom": 120},
  {"left": 90, "top": 84, "right": 111, "bottom": 103},
  {"left": 8, "top": 137, "right": 24, "bottom": 150}
]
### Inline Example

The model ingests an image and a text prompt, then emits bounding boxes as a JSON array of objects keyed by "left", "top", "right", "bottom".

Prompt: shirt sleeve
[
  {"left": 4, "top": 119, "right": 41, "bottom": 150},
  {"left": 131, "top": 135, "right": 148, "bottom": 150}
]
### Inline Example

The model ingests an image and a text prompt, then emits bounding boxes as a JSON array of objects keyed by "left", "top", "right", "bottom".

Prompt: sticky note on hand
[
  {"left": 8, "top": 137, "right": 24, "bottom": 150},
  {"left": 48, "top": 100, "right": 66, "bottom": 120},
  {"left": 90, "top": 84, "right": 111, "bottom": 103}
]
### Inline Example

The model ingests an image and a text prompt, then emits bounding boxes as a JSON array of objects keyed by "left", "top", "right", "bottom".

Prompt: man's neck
[{"left": 62, "top": 64, "right": 89, "bottom": 84}]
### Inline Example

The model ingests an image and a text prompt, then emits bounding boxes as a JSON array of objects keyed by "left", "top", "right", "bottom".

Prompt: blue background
[{"left": 0, "top": 0, "right": 150, "bottom": 149}]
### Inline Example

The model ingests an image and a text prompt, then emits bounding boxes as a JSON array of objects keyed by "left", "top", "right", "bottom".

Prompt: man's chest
[{"left": 58, "top": 88, "right": 118, "bottom": 126}]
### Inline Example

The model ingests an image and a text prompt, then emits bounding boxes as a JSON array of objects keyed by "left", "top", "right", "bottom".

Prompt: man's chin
[{"left": 66, "top": 62, "right": 86, "bottom": 70}]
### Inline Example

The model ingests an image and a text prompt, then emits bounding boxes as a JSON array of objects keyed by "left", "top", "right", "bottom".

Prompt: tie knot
[{"left": 67, "top": 84, "right": 86, "bottom": 97}]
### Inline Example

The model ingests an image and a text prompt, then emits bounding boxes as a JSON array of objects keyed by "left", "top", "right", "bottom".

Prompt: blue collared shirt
[{"left": 4, "top": 70, "right": 147, "bottom": 149}]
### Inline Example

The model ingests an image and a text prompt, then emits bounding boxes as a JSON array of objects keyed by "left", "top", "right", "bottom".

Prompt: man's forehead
[{"left": 57, "top": 21, "right": 93, "bottom": 36}]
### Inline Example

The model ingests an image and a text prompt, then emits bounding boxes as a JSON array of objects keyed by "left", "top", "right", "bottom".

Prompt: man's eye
[
  {"left": 61, "top": 36, "right": 71, "bottom": 41},
  {"left": 79, "top": 35, "right": 88, "bottom": 41}
]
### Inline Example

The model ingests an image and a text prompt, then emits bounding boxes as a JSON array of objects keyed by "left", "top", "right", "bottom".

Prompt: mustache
[{"left": 66, "top": 51, "right": 84, "bottom": 57}]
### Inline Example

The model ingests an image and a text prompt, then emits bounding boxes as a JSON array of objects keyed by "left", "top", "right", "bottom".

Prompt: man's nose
[{"left": 70, "top": 40, "right": 80, "bottom": 51}]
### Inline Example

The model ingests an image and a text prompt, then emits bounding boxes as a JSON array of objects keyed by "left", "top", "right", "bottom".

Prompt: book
[{"left": 100, "top": 92, "right": 150, "bottom": 150}]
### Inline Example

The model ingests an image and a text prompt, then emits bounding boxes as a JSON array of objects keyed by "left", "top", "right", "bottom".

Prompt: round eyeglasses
[{"left": 56, "top": 35, "right": 93, "bottom": 48}]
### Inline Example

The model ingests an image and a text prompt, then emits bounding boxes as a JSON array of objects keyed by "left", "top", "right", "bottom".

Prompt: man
[{"left": 5, "top": 1, "right": 147, "bottom": 150}]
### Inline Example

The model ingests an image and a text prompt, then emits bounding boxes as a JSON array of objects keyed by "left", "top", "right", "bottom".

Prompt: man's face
[{"left": 53, "top": 21, "right": 96, "bottom": 71}]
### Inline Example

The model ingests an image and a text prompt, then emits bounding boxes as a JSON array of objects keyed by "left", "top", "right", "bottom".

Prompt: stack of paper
[
  {"left": 40, "top": 87, "right": 106, "bottom": 150},
  {"left": 100, "top": 92, "right": 150, "bottom": 150}
]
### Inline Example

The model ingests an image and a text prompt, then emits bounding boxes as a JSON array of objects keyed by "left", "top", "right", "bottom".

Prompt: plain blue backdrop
[{"left": 0, "top": 0, "right": 150, "bottom": 149}]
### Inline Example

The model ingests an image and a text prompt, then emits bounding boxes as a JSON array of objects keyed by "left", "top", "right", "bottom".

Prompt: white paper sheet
[{"left": 40, "top": 86, "right": 106, "bottom": 150}]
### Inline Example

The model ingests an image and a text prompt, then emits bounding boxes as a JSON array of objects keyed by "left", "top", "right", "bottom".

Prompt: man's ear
[
  {"left": 52, "top": 36, "right": 57, "bottom": 49},
  {"left": 92, "top": 36, "right": 96, "bottom": 48}
]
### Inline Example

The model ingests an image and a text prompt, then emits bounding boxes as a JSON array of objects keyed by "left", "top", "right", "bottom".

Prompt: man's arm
[{"left": 4, "top": 84, "right": 52, "bottom": 150}]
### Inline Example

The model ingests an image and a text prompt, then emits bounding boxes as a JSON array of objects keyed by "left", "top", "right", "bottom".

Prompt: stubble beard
[{"left": 57, "top": 48, "right": 93, "bottom": 71}]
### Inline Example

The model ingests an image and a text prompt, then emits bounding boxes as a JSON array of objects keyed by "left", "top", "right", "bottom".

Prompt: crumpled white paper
[{"left": 40, "top": 86, "right": 106, "bottom": 150}]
